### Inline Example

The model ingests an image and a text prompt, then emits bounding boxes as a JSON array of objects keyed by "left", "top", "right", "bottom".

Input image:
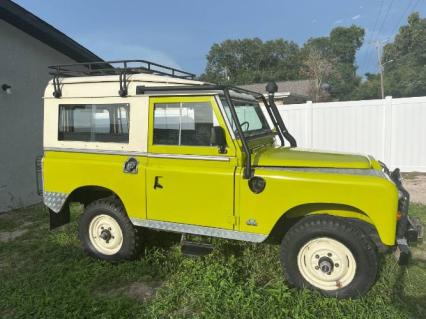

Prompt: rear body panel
[{"left": 43, "top": 151, "right": 147, "bottom": 220}]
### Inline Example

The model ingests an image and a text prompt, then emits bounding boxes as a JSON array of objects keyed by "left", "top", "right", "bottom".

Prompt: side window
[
  {"left": 153, "top": 101, "right": 219, "bottom": 146},
  {"left": 58, "top": 104, "right": 130, "bottom": 143}
]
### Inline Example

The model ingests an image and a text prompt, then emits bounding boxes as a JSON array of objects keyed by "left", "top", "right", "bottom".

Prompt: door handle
[{"left": 154, "top": 176, "right": 163, "bottom": 189}]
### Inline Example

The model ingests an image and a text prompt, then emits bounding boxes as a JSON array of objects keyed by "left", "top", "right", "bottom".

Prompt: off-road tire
[
  {"left": 280, "top": 215, "right": 378, "bottom": 298},
  {"left": 78, "top": 198, "right": 140, "bottom": 262}
]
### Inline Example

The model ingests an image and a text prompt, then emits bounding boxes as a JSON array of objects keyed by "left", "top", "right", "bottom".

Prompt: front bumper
[
  {"left": 386, "top": 167, "right": 424, "bottom": 265},
  {"left": 395, "top": 216, "right": 423, "bottom": 265}
]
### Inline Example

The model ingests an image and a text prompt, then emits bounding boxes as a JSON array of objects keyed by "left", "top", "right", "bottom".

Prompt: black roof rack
[
  {"left": 48, "top": 60, "right": 196, "bottom": 98},
  {"left": 48, "top": 60, "right": 195, "bottom": 79}
]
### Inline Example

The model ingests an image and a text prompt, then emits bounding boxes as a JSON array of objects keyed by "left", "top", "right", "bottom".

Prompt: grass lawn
[{"left": 0, "top": 204, "right": 425, "bottom": 319}]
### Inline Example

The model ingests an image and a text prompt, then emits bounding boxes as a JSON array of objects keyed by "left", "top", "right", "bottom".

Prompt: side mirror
[{"left": 211, "top": 126, "right": 227, "bottom": 154}]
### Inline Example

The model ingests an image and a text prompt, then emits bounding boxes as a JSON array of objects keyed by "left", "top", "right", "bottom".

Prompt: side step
[{"left": 181, "top": 235, "right": 213, "bottom": 257}]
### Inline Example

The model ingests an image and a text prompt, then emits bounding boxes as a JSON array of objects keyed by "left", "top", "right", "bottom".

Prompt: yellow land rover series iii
[{"left": 37, "top": 60, "right": 423, "bottom": 298}]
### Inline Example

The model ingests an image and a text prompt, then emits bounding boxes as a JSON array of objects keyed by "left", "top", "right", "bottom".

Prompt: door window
[{"left": 153, "top": 101, "right": 219, "bottom": 146}]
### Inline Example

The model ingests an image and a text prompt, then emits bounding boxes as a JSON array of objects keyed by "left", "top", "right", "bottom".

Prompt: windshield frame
[
  {"left": 219, "top": 95, "right": 274, "bottom": 139},
  {"left": 134, "top": 83, "right": 296, "bottom": 178}
]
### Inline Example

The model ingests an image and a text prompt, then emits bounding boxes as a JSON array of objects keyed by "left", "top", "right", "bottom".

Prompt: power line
[
  {"left": 358, "top": 0, "right": 385, "bottom": 74},
  {"left": 376, "top": 0, "right": 395, "bottom": 38},
  {"left": 370, "top": 0, "right": 420, "bottom": 79},
  {"left": 370, "top": 0, "right": 385, "bottom": 43},
  {"left": 365, "top": 0, "right": 395, "bottom": 75},
  {"left": 391, "top": 0, "right": 419, "bottom": 37}
]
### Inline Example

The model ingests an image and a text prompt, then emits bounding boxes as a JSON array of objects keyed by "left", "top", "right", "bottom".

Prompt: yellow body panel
[
  {"left": 236, "top": 167, "right": 398, "bottom": 245},
  {"left": 43, "top": 151, "right": 147, "bottom": 220},
  {"left": 253, "top": 147, "right": 372, "bottom": 168},
  {"left": 145, "top": 158, "right": 237, "bottom": 229}
]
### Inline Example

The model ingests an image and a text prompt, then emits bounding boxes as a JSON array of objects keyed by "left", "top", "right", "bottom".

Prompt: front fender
[{"left": 238, "top": 167, "right": 398, "bottom": 246}]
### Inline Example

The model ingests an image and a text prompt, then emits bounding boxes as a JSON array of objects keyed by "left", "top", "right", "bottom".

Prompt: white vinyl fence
[{"left": 277, "top": 96, "right": 426, "bottom": 172}]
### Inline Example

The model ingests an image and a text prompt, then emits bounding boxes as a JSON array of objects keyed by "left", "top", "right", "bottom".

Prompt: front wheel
[{"left": 280, "top": 215, "right": 378, "bottom": 298}]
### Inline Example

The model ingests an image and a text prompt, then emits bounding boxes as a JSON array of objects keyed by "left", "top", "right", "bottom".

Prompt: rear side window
[{"left": 58, "top": 104, "right": 130, "bottom": 143}]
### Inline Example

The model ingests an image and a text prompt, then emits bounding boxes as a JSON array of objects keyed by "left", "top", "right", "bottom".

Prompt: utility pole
[
  {"left": 373, "top": 40, "right": 393, "bottom": 99},
  {"left": 373, "top": 40, "right": 386, "bottom": 99}
]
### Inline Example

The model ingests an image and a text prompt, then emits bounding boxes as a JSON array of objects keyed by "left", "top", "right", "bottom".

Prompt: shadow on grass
[
  {"left": 139, "top": 228, "right": 248, "bottom": 259},
  {"left": 390, "top": 260, "right": 426, "bottom": 318},
  {"left": 216, "top": 240, "right": 246, "bottom": 258},
  {"left": 140, "top": 228, "right": 181, "bottom": 251}
]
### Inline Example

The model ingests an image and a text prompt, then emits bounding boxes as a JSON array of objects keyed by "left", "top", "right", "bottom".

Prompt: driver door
[{"left": 146, "top": 96, "right": 237, "bottom": 229}]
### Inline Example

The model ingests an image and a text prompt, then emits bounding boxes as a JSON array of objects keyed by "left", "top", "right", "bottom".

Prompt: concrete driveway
[{"left": 403, "top": 173, "right": 426, "bottom": 205}]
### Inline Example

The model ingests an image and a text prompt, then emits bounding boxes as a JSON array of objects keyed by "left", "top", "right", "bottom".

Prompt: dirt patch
[
  {"left": 0, "top": 229, "right": 28, "bottom": 243},
  {"left": 402, "top": 172, "right": 426, "bottom": 180},
  {"left": 403, "top": 174, "right": 426, "bottom": 205},
  {"left": 412, "top": 246, "right": 426, "bottom": 262},
  {"left": 0, "top": 211, "right": 14, "bottom": 221},
  {"left": 0, "top": 221, "right": 34, "bottom": 243},
  {"left": 103, "top": 281, "right": 163, "bottom": 303}
]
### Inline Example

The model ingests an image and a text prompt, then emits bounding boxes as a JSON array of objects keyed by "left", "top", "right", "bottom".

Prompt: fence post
[
  {"left": 306, "top": 101, "right": 313, "bottom": 148},
  {"left": 383, "top": 96, "right": 393, "bottom": 166}
]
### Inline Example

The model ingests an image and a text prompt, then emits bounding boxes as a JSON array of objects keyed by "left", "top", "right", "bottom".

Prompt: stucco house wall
[{"left": 0, "top": 19, "right": 76, "bottom": 212}]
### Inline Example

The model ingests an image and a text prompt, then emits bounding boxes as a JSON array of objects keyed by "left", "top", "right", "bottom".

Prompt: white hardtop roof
[
  {"left": 44, "top": 73, "right": 258, "bottom": 101},
  {"left": 44, "top": 73, "right": 210, "bottom": 99}
]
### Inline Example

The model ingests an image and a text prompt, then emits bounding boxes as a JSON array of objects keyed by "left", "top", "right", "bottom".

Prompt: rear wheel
[
  {"left": 280, "top": 215, "right": 378, "bottom": 298},
  {"left": 78, "top": 198, "right": 140, "bottom": 261}
]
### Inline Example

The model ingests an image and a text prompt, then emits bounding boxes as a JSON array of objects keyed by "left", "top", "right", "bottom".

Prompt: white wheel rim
[
  {"left": 297, "top": 237, "right": 356, "bottom": 291},
  {"left": 88, "top": 214, "right": 123, "bottom": 255}
]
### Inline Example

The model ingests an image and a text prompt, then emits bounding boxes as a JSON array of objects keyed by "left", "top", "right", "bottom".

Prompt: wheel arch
[
  {"left": 49, "top": 185, "right": 126, "bottom": 230},
  {"left": 266, "top": 203, "right": 386, "bottom": 251},
  {"left": 67, "top": 185, "right": 125, "bottom": 209}
]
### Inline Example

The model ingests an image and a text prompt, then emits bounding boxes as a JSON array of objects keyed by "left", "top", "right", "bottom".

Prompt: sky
[{"left": 13, "top": 0, "right": 426, "bottom": 77}]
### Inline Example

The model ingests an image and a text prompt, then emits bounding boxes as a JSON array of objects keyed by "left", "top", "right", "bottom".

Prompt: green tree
[
  {"left": 201, "top": 26, "right": 365, "bottom": 101},
  {"left": 354, "top": 12, "right": 426, "bottom": 99},
  {"left": 200, "top": 38, "right": 301, "bottom": 85},
  {"left": 329, "top": 26, "right": 364, "bottom": 64},
  {"left": 302, "top": 26, "right": 365, "bottom": 100}
]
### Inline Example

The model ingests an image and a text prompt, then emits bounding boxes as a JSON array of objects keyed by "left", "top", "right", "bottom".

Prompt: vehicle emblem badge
[
  {"left": 246, "top": 219, "right": 258, "bottom": 226},
  {"left": 123, "top": 157, "right": 138, "bottom": 174}
]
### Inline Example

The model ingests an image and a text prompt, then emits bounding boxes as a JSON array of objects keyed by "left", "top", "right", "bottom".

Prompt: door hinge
[
  {"left": 227, "top": 215, "right": 240, "bottom": 228},
  {"left": 234, "top": 215, "right": 240, "bottom": 228}
]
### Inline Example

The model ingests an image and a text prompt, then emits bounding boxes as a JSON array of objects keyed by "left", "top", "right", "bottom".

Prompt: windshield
[{"left": 220, "top": 96, "right": 272, "bottom": 138}]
